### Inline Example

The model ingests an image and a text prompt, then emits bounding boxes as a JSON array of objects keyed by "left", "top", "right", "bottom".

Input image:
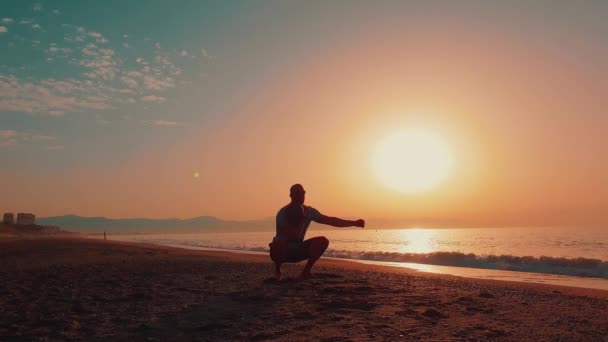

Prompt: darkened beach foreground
[{"left": 1, "top": 238, "right": 607, "bottom": 341}]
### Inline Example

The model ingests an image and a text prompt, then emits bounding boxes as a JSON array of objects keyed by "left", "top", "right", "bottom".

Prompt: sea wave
[
  {"left": 245, "top": 246, "right": 608, "bottom": 279},
  {"left": 323, "top": 250, "right": 608, "bottom": 279},
  {"left": 134, "top": 238, "right": 608, "bottom": 279}
]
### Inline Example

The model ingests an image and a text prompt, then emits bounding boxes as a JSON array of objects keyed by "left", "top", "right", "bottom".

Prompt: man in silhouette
[{"left": 270, "top": 184, "right": 365, "bottom": 279}]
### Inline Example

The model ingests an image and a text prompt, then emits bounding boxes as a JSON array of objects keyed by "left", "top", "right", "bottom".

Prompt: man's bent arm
[{"left": 316, "top": 215, "right": 364, "bottom": 228}]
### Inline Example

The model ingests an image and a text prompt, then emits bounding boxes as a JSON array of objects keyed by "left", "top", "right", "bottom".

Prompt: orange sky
[{"left": 2, "top": 2, "right": 607, "bottom": 227}]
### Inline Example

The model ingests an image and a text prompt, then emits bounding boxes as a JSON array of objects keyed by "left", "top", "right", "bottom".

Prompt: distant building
[
  {"left": 3, "top": 213, "right": 14, "bottom": 225},
  {"left": 16, "top": 213, "right": 36, "bottom": 225}
]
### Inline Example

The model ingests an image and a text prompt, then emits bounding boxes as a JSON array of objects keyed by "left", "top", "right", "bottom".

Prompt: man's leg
[
  {"left": 270, "top": 239, "right": 286, "bottom": 280},
  {"left": 274, "top": 262, "right": 282, "bottom": 280},
  {"left": 300, "top": 236, "right": 329, "bottom": 278}
]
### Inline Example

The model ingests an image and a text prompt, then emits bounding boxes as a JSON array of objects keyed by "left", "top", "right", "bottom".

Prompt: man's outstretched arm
[{"left": 316, "top": 215, "right": 365, "bottom": 228}]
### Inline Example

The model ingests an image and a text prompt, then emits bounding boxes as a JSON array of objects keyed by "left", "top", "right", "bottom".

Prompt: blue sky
[
  {"left": 0, "top": 1, "right": 365, "bottom": 170},
  {"left": 0, "top": 0, "right": 371, "bottom": 171},
  {"left": 1, "top": 1, "right": 243, "bottom": 168}
]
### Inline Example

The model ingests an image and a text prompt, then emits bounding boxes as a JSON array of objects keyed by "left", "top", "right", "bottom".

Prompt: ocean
[{"left": 104, "top": 226, "right": 608, "bottom": 290}]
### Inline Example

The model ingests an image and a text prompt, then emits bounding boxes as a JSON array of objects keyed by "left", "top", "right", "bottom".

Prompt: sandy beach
[{"left": 0, "top": 237, "right": 607, "bottom": 341}]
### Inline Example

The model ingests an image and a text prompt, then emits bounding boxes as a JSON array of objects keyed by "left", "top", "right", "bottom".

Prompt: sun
[{"left": 372, "top": 128, "right": 453, "bottom": 193}]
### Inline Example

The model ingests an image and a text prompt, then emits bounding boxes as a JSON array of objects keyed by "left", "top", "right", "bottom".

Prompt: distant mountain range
[{"left": 37, "top": 215, "right": 275, "bottom": 233}]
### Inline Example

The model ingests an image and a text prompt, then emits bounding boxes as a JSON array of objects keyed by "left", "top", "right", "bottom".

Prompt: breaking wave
[
  {"left": 322, "top": 250, "right": 608, "bottom": 279},
  {"left": 128, "top": 238, "right": 608, "bottom": 279},
  {"left": 244, "top": 247, "right": 607, "bottom": 279}
]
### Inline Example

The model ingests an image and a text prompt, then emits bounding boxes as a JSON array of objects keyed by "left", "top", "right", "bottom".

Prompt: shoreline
[{"left": 1, "top": 237, "right": 607, "bottom": 340}]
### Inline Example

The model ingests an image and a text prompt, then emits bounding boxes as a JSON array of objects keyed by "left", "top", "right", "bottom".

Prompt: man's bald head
[{"left": 289, "top": 183, "right": 306, "bottom": 205}]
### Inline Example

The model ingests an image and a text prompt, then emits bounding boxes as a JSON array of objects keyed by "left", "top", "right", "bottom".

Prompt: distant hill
[{"left": 37, "top": 215, "right": 274, "bottom": 233}]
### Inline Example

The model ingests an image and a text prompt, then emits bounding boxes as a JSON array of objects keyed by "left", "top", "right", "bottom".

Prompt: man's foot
[{"left": 274, "top": 262, "right": 282, "bottom": 280}]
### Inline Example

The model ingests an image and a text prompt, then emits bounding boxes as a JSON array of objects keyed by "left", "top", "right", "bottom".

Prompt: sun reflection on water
[{"left": 398, "top": 228, "right": 437, "bottom": 254}]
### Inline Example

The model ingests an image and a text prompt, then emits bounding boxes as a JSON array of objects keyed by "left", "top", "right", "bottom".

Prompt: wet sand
[{"left": 0, "top": 237, "right": 607, "bottom": 341}]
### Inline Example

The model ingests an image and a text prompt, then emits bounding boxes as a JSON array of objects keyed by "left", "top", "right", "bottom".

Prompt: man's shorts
[{"left": 285, "top": 240, "right": 309, "bottom": 262}]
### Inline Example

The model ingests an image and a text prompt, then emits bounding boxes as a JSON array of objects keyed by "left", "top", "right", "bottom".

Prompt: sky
[{"left": 1, "top": 1, "right": 607, "bottom": 228}]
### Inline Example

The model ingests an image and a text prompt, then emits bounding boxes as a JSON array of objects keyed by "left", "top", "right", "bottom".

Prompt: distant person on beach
[{"left": 269, "top": 184, "right": 365, "bottom": 279}]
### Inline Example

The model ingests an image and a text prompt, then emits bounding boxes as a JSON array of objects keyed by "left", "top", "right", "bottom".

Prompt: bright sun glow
[{"left": 372, "top": 128, "right": 452, "bottom": 193}]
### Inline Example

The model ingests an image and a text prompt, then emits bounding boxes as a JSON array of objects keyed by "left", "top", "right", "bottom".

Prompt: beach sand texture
[{"left": 1, "top": 238, "right": 607, "bottom": 341}]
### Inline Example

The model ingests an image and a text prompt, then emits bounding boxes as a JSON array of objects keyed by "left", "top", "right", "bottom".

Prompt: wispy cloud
[
  {"left": 0, "top": 130, "right": 18, "bottom": 137},
  {"left": 0, "top": 130, "right": 18, "bottom": 147},
  {"left": 0, "top": 75, "right": 114, "bottom": 115},
  {"left": 33, "top": 3, "right": 43, "bottom": 11},
  {"left": 79, "top": 45, "right": 119, "bottom": 80},
  {"left": 154, "top": 120, "right": 178, "bottom": 126},
  {"left": 1, "top": 22, "right": 207, "bottom": 116},
  {"left": 47, "top": 46, "right": 72, "bottom": 54},
  {"left": 142, "top": 119, "right": 180, "bottom": 127},
  {"left": 30, "top": 134, "right": 56, "bottom": 141},
  {"left": 0, "top": 140, "right": 17, "bottom": 148},
  {"left": 141, "top": 95, "right": 166, "bottom": 103},
  {"left": 1, "top": 18, "right": 13, "bottom": 24},
  {"left": 44, "top": 145, "right": 64, "bottom": 150},
  {"left": 0, "top": 129, "right": 59, "bottom": 149},
  {"left": 85, "top": 31, "right": 108, "bottom": 44}
]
